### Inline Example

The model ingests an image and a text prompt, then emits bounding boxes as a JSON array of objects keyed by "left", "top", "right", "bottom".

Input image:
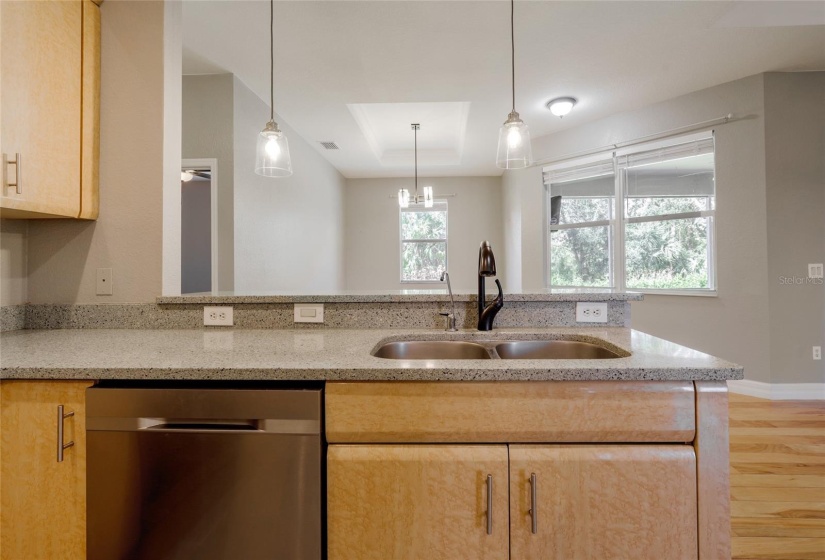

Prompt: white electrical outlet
[
  {"left": 576, "top": 302, "right": 608, "bottom": 323},
  {"left": 96, "top": 268, "right": 113, "bottom": 295},
  {"left": 203, "top": 306, "right": 233, "bottom": 326},
  {"left": 294, "top": 304, "right": 324, "bottom": 323},
  {"left": 809, "top": 264, "right": 824, "bottom": 279},
  {"left": 814, "top": 346, "right": 822, "bottom": 361}
]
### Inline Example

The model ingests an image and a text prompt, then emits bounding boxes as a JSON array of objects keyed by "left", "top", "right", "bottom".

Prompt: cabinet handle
[
  {"left": 529, "top": 472, "right": 538, "bottom": 534},
  {"left": 4, "top": 153, "right": 22, "bottom": 194},
  {"left": 486, "top": 474, "right": 493, "bottom": 535},
  {"left": 57, "top": 405, "right": 75, "bottom": 462}
]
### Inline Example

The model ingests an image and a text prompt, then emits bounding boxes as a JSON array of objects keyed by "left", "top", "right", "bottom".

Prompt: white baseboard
[{"left": 727, "top": 380, "right": 825, "bottom": 400}]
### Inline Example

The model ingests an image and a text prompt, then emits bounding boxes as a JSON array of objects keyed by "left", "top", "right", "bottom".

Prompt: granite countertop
[{"left": 0, "top": 327, "right": 743, "bottom": 382}]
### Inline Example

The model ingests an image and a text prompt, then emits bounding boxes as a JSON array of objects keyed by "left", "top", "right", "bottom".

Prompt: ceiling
[{"left": 182, "top": 1, "right": 825, "bottom": 179}]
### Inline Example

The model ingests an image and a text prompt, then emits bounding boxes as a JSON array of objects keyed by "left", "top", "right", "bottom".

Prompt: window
[
  {"left": 546, "top": 132, "right": 716, "bottom": 294},
  {"left": 400, "top": 201, "right": 447, "bottom": 282}
]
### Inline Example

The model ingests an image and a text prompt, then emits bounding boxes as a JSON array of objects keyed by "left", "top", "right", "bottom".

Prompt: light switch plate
[
  {"left": 96, "top": 268, "right": 113, "bottom": 295},
  {"left": 576, "top": 302, "right": 608, "bottom": 323},
  {"left": 809, "top": 263, "right": 824, "bottom": 279},
  {"left": 294, "top": 304, "right": 324, "bottom": 323},
  {"left": 203, "top": 306, "right": 233, "bottom": 326}
]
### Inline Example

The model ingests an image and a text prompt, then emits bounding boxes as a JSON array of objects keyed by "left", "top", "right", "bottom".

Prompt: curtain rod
[{"left": 532, "top": 113, "right": 737, "bottom": 168}]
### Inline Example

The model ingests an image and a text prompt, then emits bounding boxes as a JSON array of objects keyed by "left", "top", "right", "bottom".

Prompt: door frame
[{"left": 181, "top": 158, "right": 218, "bottom": 294}]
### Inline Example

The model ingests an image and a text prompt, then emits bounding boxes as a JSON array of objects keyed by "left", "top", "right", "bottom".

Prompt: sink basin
[
  {"left": 495, "top": 340, "right": 621, "bottom": 359},
  {"left": 373, "top": 341, "right": 491, "bottom": 360}
]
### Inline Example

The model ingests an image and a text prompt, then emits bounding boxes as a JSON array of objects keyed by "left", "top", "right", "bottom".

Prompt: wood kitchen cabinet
[
  {"left": 327, "top": 444, "right": 509, "bottom": 560},
  {"left": 0, "top": 0, "right": 100, "bottom": 219},
  {"left": 509, "top": 445, "right": 698, "bottom": 560},
  {"left": 0, "top": 380, "right": 92, "bottom": 560},
  {"left": 326, "top": 381, "right": 731, "bottom": 560}
]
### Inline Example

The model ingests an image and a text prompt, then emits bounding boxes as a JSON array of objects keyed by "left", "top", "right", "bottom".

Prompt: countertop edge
[{"left": 0, "top": 366, "right": 745, "bottom": 382}]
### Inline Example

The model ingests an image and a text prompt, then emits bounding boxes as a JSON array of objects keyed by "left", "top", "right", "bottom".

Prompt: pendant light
[
  {"left": 398, "top": 124, "right": 435, "bottom": 207},
  {"left": 495, "top": 0, "right": 532, "bottom": 169},
  {"left": 255, "top": 0, "right": 292, "bottom": 177}
]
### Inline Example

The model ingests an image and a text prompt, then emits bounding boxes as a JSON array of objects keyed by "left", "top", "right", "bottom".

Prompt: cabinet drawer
[{"left": 325, "top": 381, "right": 695, "bottom": 443}]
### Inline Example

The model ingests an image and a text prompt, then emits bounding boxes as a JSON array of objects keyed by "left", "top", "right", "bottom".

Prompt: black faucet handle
[{"left": 493, "top": 279, "right": 504, "bottom": 305}]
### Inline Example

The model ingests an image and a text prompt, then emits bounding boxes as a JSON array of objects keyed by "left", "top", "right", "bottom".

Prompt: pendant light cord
[
  {"left": 270, "top": 0, "right": 274, "bottom": 120},
  {"left": 510, "top": 0, "right": 515, "bottom": 113}
]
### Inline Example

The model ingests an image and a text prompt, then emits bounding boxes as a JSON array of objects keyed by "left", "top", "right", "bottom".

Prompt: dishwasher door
[{"left": 86, "top": 386, "right": 322, "bottom": 560}]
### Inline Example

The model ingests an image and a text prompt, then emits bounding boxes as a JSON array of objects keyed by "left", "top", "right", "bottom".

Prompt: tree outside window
[
  {"left": 548, "top": 135, "right": 716, "bottom": 293},
  {"left": 400, "top": 202, "right": 447, "bottom": 282}
]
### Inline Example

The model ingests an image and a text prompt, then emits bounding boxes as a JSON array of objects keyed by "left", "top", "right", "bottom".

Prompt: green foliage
[
  {"left": 550, "top": 196, "right": 711, "bottom": 290},
  {"left": 401, "top": 208, "right": 447, "bottom": 281},
  {"left": 625, "top": 215, "right": 708, "bottom": 289},
  {"left": 550, "top": 227, "right": 610, "bottom": 287},
  {"left": 401, "top": 209, "right": 446, "bottom": 240}
]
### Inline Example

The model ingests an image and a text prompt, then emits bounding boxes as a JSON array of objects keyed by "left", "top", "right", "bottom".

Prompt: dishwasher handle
[
  {"left": 86, "top": 417, "right": 321, "bottom": 435},
  {"left": 147, "top": 421, "right": 259, "bottom": 432}
]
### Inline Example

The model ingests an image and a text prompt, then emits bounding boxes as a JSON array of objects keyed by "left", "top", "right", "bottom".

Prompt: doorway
[{"left": 181, "top": 158, "right": 218, "bottom": 294}]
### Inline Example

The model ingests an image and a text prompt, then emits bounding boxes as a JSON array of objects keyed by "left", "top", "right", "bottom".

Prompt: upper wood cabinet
[
  {"left": 0, "top": 380, "right": 92, "bottom": 560},
  {"left": 328, "top": 444, "right": 510, "bottom": 560},
  {"left": 0, "top": 0, "right": 100, "bottom": 219}
]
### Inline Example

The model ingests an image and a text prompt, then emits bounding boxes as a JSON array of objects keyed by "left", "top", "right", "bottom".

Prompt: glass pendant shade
[
  {"left": 423, "top": 186, "right": 434, "bottom": 208},
  {"left": 496, "top": 111, "right": 532, "bottom": 169},
  {"left": 398, "top": 189, "right": 410, "bottom": 208},
  {"left": 255, "top": 120, "right": 292, "bottom": 177}
]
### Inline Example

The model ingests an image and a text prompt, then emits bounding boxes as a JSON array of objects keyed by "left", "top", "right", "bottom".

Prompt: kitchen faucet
[
  {"left": 477, "top": 241, "right": 504, "bottom": 331},
  {"left": 439, "top": 271, "right": 458, "bottom": 331}
]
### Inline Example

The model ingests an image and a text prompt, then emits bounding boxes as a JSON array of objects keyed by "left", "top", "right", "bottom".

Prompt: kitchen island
[{"left": 0, "top": 323, "right": 741, "bottom": 559}]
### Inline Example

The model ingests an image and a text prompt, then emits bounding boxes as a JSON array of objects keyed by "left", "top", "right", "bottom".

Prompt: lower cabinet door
[
  {"left": 509, "top": 444, "right": 698, "bottom": 560},
  {"left": 0, "top": 380, "right": 92, "bottom": 560},
  {"left": 328, "top": 444, "right": 509, "bottom": 560}
]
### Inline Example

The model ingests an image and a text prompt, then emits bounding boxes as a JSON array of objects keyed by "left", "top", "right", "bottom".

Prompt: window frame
[
  {"left": 545, "top": 131, "right": 718, "bottom": 296},
  {"left": 399, "top": 201, "right": 448, "bottom": 284}
]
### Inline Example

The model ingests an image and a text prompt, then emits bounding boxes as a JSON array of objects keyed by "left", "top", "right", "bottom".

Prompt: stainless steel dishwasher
[{"left": 86, "top": 383, "right": 322, "bottom": 560}]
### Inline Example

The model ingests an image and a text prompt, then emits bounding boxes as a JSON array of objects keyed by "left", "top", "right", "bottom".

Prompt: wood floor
[{"left": 729, "top": 393, "right": 825, "bottom": 560}]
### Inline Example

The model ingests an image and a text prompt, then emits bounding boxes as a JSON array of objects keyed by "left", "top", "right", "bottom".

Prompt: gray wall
[
  {"left": 181, "top": 180, "right": 212, "bottom": 294},
  {"left": 764, "top": 72, "right": 825, "bottom": 384},
  {"left": 182, "top": 74, "right": 234, "bottom": 292},
  {"left": 504, "top": 73, "right": 773, "bottom": 382},
  {"left": 502, "top": 166, "right": 545, "bottom": 292},
  {"left": 21, "top": 0, "right": 165, "bottom": 304},
  {"left": 232, "top": 77, "right": 346, "bottom": 294},
  {"left": 504, "top": 72, "right": 825, "bottom": 385},
  {"left": 344, "top": 177, "right": 503, "bottom": 293},
  {"left": 501, "top": 169, "right": 522, "bottom": 292}
]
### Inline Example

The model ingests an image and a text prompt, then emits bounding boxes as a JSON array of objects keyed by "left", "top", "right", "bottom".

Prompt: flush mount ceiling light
[
  {"left": 546, "top": 97, "right": 577, "bottom": 118},
  {"left": 254, "top": 0, "right": 292, "bottom": 178},
  {"left": 398, "top": 124, "right": 435, "bottom": 208},
  {"left": 496, "top": 0, "right": 532, "bottom": 170}
]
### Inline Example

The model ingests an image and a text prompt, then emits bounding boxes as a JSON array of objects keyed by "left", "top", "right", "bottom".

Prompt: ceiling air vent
[{"left": 319, "top": 141, "right": 340, "bottom": 150}]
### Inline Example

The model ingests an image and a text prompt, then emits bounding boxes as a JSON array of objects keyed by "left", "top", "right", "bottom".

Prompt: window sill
[
  {"left": 632, "top": 289, "right": 718, "bottom": 298},
  {"left": 547, "top": 286, "right": 718, "bottom": 298}
]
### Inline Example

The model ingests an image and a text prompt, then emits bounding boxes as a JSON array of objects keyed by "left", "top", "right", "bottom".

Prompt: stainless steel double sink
[{"left": 372, "top": 339, "right": 625, "bottom": 360}]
